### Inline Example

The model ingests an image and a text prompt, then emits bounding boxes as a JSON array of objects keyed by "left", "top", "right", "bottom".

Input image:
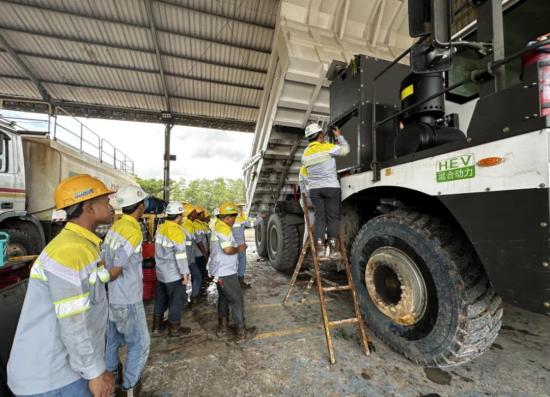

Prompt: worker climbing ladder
[{"left": 283, "top": 194, "right": 372, "bottom": 364}]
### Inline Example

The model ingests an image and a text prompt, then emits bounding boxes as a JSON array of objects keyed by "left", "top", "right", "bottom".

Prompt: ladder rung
[
  {"left": 329, "top": 318, "right": 359, "bottom": 327},
  {"left": 322, "top": 285, "right": 351, "bottom": 292},
  {"left": 317, "top": 257, "right": 332, "bottom": 262}
]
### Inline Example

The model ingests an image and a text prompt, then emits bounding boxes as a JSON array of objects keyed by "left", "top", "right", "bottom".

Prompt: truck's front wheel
[
  {"left": 267, "top": 213, "right": 300, "bottom": 273},
  {"left": 3, "top": 229, "right": 39, "bottom": 257},
  {"left": 350, "top": 210, "right": 503, "bottom": 367}
]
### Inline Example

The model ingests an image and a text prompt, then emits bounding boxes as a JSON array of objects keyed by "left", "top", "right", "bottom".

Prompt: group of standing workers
[{"left": 7, "top": 174, "right": 259, "bottom": 397}]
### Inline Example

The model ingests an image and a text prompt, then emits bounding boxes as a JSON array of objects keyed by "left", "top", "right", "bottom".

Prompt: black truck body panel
[{"left": 440, "top": 188, "right": 550, "bottom": 315}]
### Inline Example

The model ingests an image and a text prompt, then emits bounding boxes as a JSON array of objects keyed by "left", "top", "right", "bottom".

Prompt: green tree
[
  {"left": 136, "top": 177, "right": 244, "bottom": 212},
  {"left": 135, "top": 177, "right": 164, "bottom": 197}
]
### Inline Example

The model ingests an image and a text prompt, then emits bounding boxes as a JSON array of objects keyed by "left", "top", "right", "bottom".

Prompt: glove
[{"left": 89, "top": 264, "right": 111, "bottom": 285}]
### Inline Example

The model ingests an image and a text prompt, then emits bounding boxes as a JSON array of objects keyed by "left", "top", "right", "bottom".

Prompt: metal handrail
[{"left": 1, "top": 107, "right": 134, "bottom": 175}]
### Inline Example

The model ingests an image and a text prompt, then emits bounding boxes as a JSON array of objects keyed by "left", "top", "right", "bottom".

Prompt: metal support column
[
  {"left": 163, "top": 123, "right": 173, "bottom": 202},
  {"left": 477, "top": 0, "right": 505, "bottom": 97}
]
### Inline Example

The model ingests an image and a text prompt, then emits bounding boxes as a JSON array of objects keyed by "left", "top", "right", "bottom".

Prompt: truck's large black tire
[
  {"left": 350, "top": 210, "right": 503, "bottom": 367},
  {"left": 267, "top": 212, "right": 300, "bottom": 273},
  {"left": 255, "top": 220, "right": 268, "bottom": 258},
  {"left": 3, "top": 229, "right": 40, "bottom": 257}
]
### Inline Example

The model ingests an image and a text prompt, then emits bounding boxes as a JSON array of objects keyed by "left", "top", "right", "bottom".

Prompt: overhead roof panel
[
  {"left": 0, "top": 0, "right": 278, "bottom": 131},
  {"left": 0, "top": 76, "right": 38, "bottom": 98}
]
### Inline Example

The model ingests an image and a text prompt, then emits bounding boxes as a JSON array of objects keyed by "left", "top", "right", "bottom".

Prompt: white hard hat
[
  {"left": 212, "top": 208, "right": 220, "bottom": 216},
  {"left": 116, "top": 185, "right": 148, "bottom": 208},
  {"left": 305, "top": 123, "right": 323, "bottom": 138},
  {"left": 166, "top": 201, "right": 184, "bottom": 215}
]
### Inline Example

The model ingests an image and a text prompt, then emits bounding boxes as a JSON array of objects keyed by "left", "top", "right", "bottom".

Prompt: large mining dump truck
[{"left": 244, "top": 0, "right": 549, "bottom": 367}]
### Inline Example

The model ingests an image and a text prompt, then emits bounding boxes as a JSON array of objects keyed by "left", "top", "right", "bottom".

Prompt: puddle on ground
[{"left": 423, "top": 367, "right": 452, "bottom": 386}]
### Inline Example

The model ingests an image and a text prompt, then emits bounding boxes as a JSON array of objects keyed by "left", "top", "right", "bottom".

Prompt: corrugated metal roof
[{"left": 0, "top": 0, "right": 279, "bottom": 131}]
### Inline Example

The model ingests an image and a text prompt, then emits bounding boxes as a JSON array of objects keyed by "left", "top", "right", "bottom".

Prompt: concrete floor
[{"left": 140, "top": 232, "right": 550, "bottom": 397}]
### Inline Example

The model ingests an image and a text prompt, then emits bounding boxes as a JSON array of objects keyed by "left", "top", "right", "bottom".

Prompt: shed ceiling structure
[{"left": 0, "top": 0, "right": 279, "bottom": 132}]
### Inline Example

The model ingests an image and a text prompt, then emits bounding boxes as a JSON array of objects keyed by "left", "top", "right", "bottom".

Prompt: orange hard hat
[{"left": 54, "top": 174, "right": 114, "bottom": 210}]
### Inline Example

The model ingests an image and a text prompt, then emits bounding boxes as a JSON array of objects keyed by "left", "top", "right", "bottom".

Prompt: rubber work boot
[
  {"left": 238, "top": 276, "right": 251, "bottom": 289},
  {"left": 328, "top": 238, "right": 341, "bottom": 260},
  {"left": 167, "top": 321, "right": 191, "bottom": 337},
  {"left": 116, "top": 378, "right": 141, "bottom": 397},
  {"left": 151, "top": 314, "right": 164, "bottom": 337},
  {"left": 231, "top": 326, "right": 257, "bottom": 343},
  {"left": 215, "top": 316, "right": 231, "bottom": 338},
  {"left": 316, "top": 239, "right": 326, "bottom": 258}
]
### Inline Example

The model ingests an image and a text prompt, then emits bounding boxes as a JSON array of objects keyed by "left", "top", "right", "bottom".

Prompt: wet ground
[{"left": 140, "top": 231, "right": 550, "bottom": 397}]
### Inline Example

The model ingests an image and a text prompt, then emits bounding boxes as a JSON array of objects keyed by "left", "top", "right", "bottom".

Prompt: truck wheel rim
[
  {"left": 364, "top": 246, "right": 427, "bottom": 325},
  {"left": 269, "top": 226, "right": 278, "bottom": 255},
  {"left": 8, "top": 243, "right": 27, "bottom": 258}
]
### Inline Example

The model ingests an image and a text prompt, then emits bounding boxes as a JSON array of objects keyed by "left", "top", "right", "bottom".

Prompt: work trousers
[
  {"left": 309, "top": 187, "right": 342, "bottom": 241},
  {"left": 153, "top": 280, "right": 186, "bottom": 323},
  {"left": 216, "top": 274, "right": 245, "bottom": 329},
  {"left": 105, "top": 302, "right": 150, "bottom": 389},
  {"left": 237, "top": 251, "right": 247, "bottom": 278},
  {"left": 189, "top": 261, "right": 202, "bottom": 297},
  {"left": 196, "top": 256, "right": 208, "bottom": 280}
]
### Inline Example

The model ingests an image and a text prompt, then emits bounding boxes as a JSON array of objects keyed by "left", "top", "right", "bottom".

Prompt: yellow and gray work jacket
[
  {"left": 182, "top": 218, "right": 197, "bottom": 264},
  {"left": 154, "top": 220, "right": 189, "bottom": 283},
  {"left": 193, "top": 220, "right": 207, "bottom": 258},
  {"left": 299, "top": 166, "right": 313, "bottom": 209},
  {"left": 8, "top": 222, "right": 109, "bottom": 395},
  {"left": 209, "top": 219, "right": 238, "bottom": 277},
  {"left": 102, "top": 214, "right": 143, "bottom": 304},
  {"left": 301, "top": 135, "right": 350, "bottom": 189},
  {"left": 232, "top": 213, "right": 262, "bottom": 246}
]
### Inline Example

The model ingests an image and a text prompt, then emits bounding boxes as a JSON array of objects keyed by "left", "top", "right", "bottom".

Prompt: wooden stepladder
[{"left": 283, "top": 194, "right": 372, "bottom": 364}]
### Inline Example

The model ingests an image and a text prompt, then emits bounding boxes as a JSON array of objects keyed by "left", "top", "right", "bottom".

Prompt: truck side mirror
[{"left": 408, "top": 0, "right": 452, "bottom": 47}]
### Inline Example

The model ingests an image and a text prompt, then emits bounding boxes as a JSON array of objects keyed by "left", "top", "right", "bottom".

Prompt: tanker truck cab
[
  {"left": 0, "top": 113, "right": 136, "bottom": 260},
  {"left": 0, "top": 120, "right": 45, "bottom": 257}
]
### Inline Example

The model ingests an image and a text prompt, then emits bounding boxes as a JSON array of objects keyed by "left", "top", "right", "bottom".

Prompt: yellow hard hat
[
  {"left": 218, "top": 202, "right": 238, "bottom": 216},
  {"left": 54, "top": 174, "right": 114, "bottom": 210},
  {"left": 182, "top": 203, "right": 196, "bottom": 217},
  {"left": 194, "top": 206, "right": 205, "bottom": 215}
]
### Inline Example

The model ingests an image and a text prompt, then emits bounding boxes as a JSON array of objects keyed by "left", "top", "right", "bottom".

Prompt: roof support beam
[
  {"left": 0, "top": 48, "right": 263, "bottom": 90},
  {"left": 0, "top": 97, "right": 256, "bottom": 132},
  {"left": 0, "top": 31, "right": 50, "bottom": 101},
  {"left": 0, "top": 74, "right": 260, "bottom": 109},
  {"left": 145, "top": 0, "right": 171, "bottom": 113},
  {"left": 0, "top": 26, "right": 268, "bottom": 74},
  {"left": 0, "top": 0, "right": 271, "bottom": 54}
]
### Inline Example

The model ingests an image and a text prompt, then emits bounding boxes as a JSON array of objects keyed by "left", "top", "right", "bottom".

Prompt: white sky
[
  {"left": 79, "top": 118, "right": 254, "bottom": 180},
  {"left": 1, "top": 110, "right": 254, "bottom": 181}
]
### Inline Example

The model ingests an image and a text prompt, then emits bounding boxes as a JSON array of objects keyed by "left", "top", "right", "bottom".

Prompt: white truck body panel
[
  {"left": 22, "top": 135, "right": 136, "bottom": 221},
  {"left": 341, "top": 129, "right": 550, "bottom": 200}
]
